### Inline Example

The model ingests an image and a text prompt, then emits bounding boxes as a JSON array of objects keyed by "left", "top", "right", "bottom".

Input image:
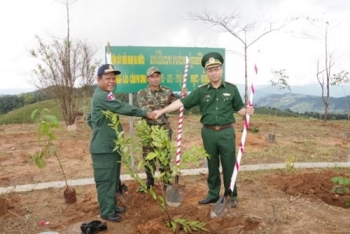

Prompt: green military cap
[
  {"left": 147, "top": 66, "right": 161, "bottom": 76},
  {"left": 201, "top": 52, "right": 224, "bottom": 68}
]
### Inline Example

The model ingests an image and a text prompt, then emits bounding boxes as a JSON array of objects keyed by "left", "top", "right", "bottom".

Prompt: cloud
[{"left": 1, "top": 0, "right": 350, "bottom": 92}]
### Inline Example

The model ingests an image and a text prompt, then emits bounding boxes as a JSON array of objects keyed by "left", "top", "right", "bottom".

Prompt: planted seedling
[
  {"left": 331, "top": 176, "right": 350, "bottom": 207},
  {"left": 103, "top": 111, "right": 208, "bottom": 233},
  {"left": 31, "top": 108, "right": 76, "bottom": 204}
]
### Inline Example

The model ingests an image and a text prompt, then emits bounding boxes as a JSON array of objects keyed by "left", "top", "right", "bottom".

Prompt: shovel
[
  {"left": 210, "top": 63, "right": 257, "bottom": 218},
  {"left": 116, "top": 180, "right": 134, "bottom": 207},
  {"left": 166, "top": 174, "right": 186, "bottom": 207},
  {"left": 165, "top": 57, "right": 189, "bottom": 207},
  {"left": 210, "top": 196, "right": 232, "bottom": 218}
]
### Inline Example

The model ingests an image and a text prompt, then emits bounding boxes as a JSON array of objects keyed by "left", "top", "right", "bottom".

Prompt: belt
[{"left": 203, "top": 124, "right": 232, "bottom": 131}]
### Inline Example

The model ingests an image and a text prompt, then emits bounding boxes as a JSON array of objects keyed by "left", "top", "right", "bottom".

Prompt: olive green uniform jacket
[
  {"left": 180, "top": 81, "right": 244, "bottom": 201},
  {"left": 87, "top": 86, "right": 147, "bottom": 216}
]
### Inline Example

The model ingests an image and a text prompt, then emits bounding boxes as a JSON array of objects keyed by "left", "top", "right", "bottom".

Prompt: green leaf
[
  {"left": 149, "top": 188, "right": 157, "bottom": 200},
  {"left": 43, "top": 114, "right": 59, "bottom": 125},
  {"left": 33, "top": 152, "right": 46, "bottom": 168},
  {"left": 145, "top": 152, "right": 157, "bottom": 160},
  {"left": 37, "top": 125, "right": 42, "bottom": 143},
  {"left": 31, "top": 109, "right": 39, "bottom": 120}
]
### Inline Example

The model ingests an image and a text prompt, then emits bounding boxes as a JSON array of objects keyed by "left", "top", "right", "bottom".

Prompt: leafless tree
[
  {"left": 30, "top": 0, "right": 100, "bottom": 126},
  {"left": 187, "top": 10, "right": 297, "bottom": 104},
  {"left": 303, "top": 19, "right": 347, "bottom": 122}
]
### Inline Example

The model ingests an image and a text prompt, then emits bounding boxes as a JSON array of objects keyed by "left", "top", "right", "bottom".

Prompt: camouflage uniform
[{"left": 137, "top": 85, "right": 175, "bottom": 184}]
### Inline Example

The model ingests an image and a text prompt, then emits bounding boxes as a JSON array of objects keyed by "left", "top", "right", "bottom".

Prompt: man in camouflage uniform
[{"left": 136, "top": 66, "right": 183, "bottom": 192}]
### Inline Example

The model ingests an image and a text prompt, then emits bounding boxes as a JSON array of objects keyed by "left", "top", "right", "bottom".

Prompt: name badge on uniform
[
  {"left": 223, "top": 93, "right": 231, "bottom": 96},
  {"left": 107, "top": 92, "right": 115, "bottom": 101}
]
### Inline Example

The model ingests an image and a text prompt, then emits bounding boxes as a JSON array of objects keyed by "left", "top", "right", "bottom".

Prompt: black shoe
[
  {"left": 198, "top": 197, "right": 219, "bottom": 205},
  {"left": 100, "top": 213, "right": 121, "bottom": 222},
  {"left": 80, "top": 220, "right": 107, "bottom": 234},
  {"left": 115, "top": 206, "right": 126, "bottom": 213}
]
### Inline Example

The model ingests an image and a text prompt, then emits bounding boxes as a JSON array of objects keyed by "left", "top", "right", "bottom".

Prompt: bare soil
[{"left": 0, "top": 115, "right": 350, "bottom": 234}]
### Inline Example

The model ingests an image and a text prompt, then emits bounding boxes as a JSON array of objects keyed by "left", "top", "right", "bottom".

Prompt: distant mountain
[
  {"left": 255, "top": 93, "right": 350, "bottom": 114},
  {"left": 235, "top": 83, "right": 350, "bottom": 98},
  {"left": 2, "top": 83, "right": 349, "bottom": 114},
  {"left": 233, "top": 83, "right": 350, "bottom": 114}
]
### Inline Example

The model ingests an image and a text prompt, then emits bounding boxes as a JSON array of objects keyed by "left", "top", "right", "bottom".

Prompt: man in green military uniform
[
  {"left": 154, "top": 52, "right": 254, "bottom": 208},
  {"left": 87, "top": 64, "right": 156, "bottom": 222},
  {"left": 136, "top": 66, "right": 186, "bottom": 191}
]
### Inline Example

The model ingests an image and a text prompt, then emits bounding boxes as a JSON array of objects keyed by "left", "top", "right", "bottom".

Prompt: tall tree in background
[
  {"left": 30, "top": 0, "right": 100, "bottom": 126},
  {"left": 187, "top": 10, "right": 296, "bottom": 104},
  {"left": 303, "top": 19, "right": 348, "bottom": 122}
]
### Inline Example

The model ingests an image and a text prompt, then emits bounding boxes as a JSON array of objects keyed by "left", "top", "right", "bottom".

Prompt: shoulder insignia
[
  {"left": 160, "top": 86, "right": 171, "bottom": 91},
  {"left": 107, "top": 92, "right": 115, "bottom": 101},
  {"left": 225, "top": 81, "right": 236, "bottom": 86},
  {"left": 198, "top": 83, "right": 210, "bottom": 88}
]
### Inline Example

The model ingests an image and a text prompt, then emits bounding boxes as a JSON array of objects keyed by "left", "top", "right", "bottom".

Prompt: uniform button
[
  {"left": 216, "top": 107, "right": 218, "bottom": 109},
  {"left": 216, "top": 98, "right": 218, "bottom": 100}
]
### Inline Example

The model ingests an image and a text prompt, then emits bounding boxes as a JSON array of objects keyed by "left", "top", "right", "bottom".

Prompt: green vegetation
[
  {"left": 1, "top": 92, "right": 349, "bottom": 125},
  {"left": 331, "top": 176, "right": 350, "bottom": 195},
  {"left": 0, "top": 91, "right": 49, "bottom": 114},
  {"left": 0, "top": 100, "right": 63, "bottom": 124},
  {"left": 331, "top": 176, "right": 350, "bottom": 207},
  {"left": 103, "top": 111, "right": 208, "bottom": 233},
  {"left": 285, "top": 155, "right": 296, "bottom": 173},
  {"left": 30, "top": 108, "right": 67, "bottom": 184},
  {"left": 30, "top": 108, "right": 76, "bottom": 204}
]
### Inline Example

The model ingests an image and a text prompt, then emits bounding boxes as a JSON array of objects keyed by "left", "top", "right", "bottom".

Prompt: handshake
[{"left": 146, "top": 110, "right": 163, "bottom": 121}]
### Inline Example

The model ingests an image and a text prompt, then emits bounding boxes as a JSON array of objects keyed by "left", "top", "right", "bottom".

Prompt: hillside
[
  {"left": 0, "top": 100, "right": 63, "bottom": 124},
  {"left": 255, "top": 92, "right": 350, "bottom": 114}
]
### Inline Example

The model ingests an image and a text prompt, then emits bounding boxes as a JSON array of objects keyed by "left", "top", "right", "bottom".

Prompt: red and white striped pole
[
  {"left": 229, "top": 61, "right": 257, "bottom": 191},
  {"left": 175, "top": 56, "right": 189, "bottom": 167}
]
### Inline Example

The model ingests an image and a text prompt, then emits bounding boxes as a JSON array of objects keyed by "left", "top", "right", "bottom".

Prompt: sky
[{"left": 1, "top": 0, "right": 350, "bottom": 94}]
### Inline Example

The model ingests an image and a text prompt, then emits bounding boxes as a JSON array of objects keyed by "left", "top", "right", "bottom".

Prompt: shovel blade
[
  {"left": 210, "top": 196, "right": 231, "bottom": 218},
  {"left": 166, "top": 184, "right": 186, "bottom": 207},
  {"left": 116, "top": 192, "right": 134, "bottom": 207}
]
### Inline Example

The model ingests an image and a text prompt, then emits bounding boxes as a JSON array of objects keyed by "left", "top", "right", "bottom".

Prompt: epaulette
[
  {"left": 160, "top": 85, "right": 171, "bottom": 91},
  {"left": 198, "top": 83, "right": 210, "bottom": 88},
  {"left": 225, "top": 81, "right": 236, "bottom": 86}
]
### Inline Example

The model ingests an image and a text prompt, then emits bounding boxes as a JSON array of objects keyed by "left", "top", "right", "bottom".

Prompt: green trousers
[
  {"left": 201, "top": 126, "right": 237, "bottom": 201},
  {"left": 91, "top": 153, "right": 121, "bottom": 216}
]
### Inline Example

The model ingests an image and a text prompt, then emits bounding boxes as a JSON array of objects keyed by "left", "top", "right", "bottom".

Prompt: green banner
[{"left": 106, "top": 46, "right": 225, "bottom": 93}]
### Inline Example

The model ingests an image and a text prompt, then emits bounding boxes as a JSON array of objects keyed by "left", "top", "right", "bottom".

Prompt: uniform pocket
[
  {"left": 93, "top": 161, "right": 114, "bottom": 182},
  {"left": 222, "top": 95, "right": 233, "bottom": 102}
]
